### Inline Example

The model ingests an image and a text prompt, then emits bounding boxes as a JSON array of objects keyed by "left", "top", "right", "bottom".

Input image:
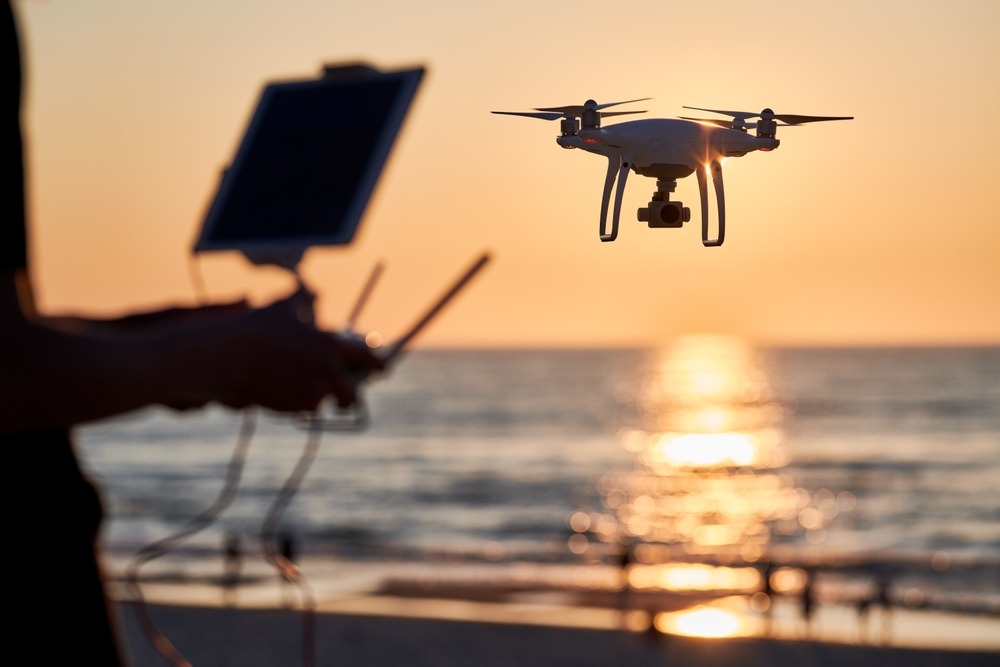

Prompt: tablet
[{"left": 193, "top": 63, "right": 424, "bottom": 268}]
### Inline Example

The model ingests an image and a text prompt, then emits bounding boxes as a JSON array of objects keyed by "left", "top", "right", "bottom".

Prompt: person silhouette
[
  {"left": 759, "top": 560, "right": 776, "bottom": 636},
  {"left": 875, "top": 571, "right": 893, "bottom": 645},
  {"left": 276, "top": 533, "right": 302, "bottom": 608},
  {"left": 3, "top": 3, "right": 383, "bottom": 663},
  {"left": 856, "top": 589, "right": 871, "bottom": 643},
  {"left": 799, "top": 568, "right": 815, "bottom": 638},
  {"left": 222, "top": 533, "right": 243, "bottom": 607}
]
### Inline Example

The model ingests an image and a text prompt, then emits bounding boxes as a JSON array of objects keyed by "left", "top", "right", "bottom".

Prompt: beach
[
  {"left": 87, "top": 346, "right": 999, "bottom": 664},
  {"left": 113, "top": 555, "right": 999, "bottom": 666},
  {"left": 117, "top": 596, "right": 999, "bottom": 667}
]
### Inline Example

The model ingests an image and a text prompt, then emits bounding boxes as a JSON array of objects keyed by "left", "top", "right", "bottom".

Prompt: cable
[
  {"left": 124, "top": 408, "right": 258, "bottom": 667},
  {"left": 131, "top": 256, "right": 320, "bottom": 666},
  {"left": 255, "top": 267, "right": 325, "bottom": 667},
  {"left": 259, "top": 417, "right": 324, "bottom": 667},
  {"left": 186, "top": 253, "right": 212, "bottom": 307}
]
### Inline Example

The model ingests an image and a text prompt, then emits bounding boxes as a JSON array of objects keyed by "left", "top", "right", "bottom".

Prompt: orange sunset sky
[{"left": 16, "top": 0, "right": 1000, "bottom": 348}]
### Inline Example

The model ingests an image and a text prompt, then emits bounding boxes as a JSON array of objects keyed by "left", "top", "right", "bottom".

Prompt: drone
[{"left": 492, "top": 100, "right": 852, "bottom": 246}]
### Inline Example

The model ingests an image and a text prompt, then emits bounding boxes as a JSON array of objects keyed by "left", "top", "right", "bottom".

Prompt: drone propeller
[
  {"left": 679, "top": 116, "right": 748, "bottom": 129},
  {"left": 492, "top": 98, "right": 650, "bottom": 121},
  {"left": 683, "top": 106, "right": 853, "bottom": 125},
  {"left": 490, "top": 111, "right": 567, "bottom": 121},
  {"left": 599, "top": 110, "right": 648, "bottom": 118},
  {"left": 533, "top": 97, "right": 651, "bottom": 117},
  {"left": 769, "top": 113, "right": 854, "bottom": 125},
  {"left": 680, "top": 116, "right": 807, "bottom": 129}
]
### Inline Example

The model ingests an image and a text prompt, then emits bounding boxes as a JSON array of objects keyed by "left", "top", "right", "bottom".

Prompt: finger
[
  {"left": 329, "top": 333, "right": 385, "bottom": 372},
  {"left": 263, "top": 289, "right": 316, "bottom": 325},
  {"left": 329, "top": 376, "right": 359, "bottom": 408},
  {"left": 202, "top": 299, "right": 251, "bottom": 314},
  {"left": 286, "top": 284, "right": 317, "bottom": 309}
]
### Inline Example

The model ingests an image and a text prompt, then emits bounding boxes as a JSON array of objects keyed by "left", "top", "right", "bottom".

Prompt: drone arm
[{"left": 696, "top": 160, "right": 726, "bottom": 247}]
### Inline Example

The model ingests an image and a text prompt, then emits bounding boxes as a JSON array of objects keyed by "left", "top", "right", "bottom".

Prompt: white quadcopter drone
[{"left": 492, "top": 100, "right": 852, "bottom": 246}]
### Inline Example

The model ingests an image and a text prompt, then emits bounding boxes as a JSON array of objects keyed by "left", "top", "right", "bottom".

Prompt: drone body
[{"left": 493, "top": 100, "right": 852, "bottom": 246}]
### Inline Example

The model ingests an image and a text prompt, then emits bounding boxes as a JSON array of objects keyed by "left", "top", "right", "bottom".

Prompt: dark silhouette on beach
[
  {"left": 876, "top": 571, "right": 894, "bottom": 645},
  {"left": 3, "top": 3, "right": 382, "bottom": 663},
  {"left": 222, "top": 533, "right": 243, "bottom": 607},
  {"left": 279, "top": 533, "right": 299, "bottom": 609},
  {"left": 800, "top": 569, "right": 816, "bottom": 638}
]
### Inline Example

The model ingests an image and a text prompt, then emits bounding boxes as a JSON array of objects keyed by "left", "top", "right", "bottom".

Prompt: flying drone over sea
[{"left": 492, "top": 100, "right": 853, "bottom": 246}]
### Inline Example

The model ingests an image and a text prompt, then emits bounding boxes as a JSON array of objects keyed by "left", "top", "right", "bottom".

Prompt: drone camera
[{"left": 638, "top": 201, "right": 690, "bottom": 228}]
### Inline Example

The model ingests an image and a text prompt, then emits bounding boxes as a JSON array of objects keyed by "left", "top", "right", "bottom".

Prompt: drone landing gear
[
  {"left": 599, "top": 155, "right": 632, "bottom": 242},
  {"left": 635, "top": 161, "right": 726, "bottom": 247},
  {"left": 598, "top": 157, "right": 727, "bottom": 247},
  {"left": 695, "top": 160, "right": 726, "bottom": 247},
  {"left": 638, "top": 179, "right": 691, "bottom": 230}
]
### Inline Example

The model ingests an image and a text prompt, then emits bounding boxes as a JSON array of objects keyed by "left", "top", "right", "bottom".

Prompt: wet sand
[
  {"left": 118, "top": 600, "right": 998, "bottom": 667},
  {"left": 112, "top": 556, "right": 999, "bottom": 666}
]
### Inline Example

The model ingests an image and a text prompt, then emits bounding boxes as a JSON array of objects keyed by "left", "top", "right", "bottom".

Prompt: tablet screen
[{"left": 194, "top": 65, "right": 423, "bottom": 265}]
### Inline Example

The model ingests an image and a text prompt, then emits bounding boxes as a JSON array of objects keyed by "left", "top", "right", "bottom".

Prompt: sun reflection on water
[
  {"left": 656, "top": 598, "right": 759, "bottom": 638},
  {"left": 628, "top": 562, "right": 760, "bottom": 592},
  {"left": 571, "top": 335, "right": 848, "bottom": 639}
]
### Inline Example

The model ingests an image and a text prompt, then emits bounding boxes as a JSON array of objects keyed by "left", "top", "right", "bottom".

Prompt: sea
[{"left": 77, "top": 340, "right": 1000, "bottom": 625}]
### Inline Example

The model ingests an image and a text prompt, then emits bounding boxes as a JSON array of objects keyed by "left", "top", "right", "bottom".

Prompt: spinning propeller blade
[
  {"left": 683, "top": 106, "right": 853, "bottom": 125},
  {"left": 770, "top": 113, "right": 854, "bottom": 125},
  {"left": 492, "top": 98, "right": 649, "bottom": 122},
  {"left": 533, "top": 97, "right": 651, "bottom": 116},
  {"left": 683, "top": 106, "right": 760, "bottom": 121},
  {"left": 679, "top": 116, "right": 746, "bottom": 128},
  {"left": 490, "top": 110, "right": 566, "bottom": 121},
  {"left": 490, "top": 109, "right": 647, "bottom": 120},
  {"left": 600, "top": 110, "right": 648, "bottom": 118}
]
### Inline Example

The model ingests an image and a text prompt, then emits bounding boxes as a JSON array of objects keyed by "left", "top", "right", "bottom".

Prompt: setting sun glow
[{"left": 14, "top": 1, "right": 999, "bottom": 348}]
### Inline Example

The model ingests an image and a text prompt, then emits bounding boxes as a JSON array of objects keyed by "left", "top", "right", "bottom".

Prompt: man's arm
[{"left": 0, "top": 273, "right": 383, "bottom": 433}]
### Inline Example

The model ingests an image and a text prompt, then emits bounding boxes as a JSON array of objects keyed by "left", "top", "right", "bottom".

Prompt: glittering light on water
[
  {"left": 656, "top": 605, "right": 749, "bottom": 638},
  {"left": 628, "top": 563, "right": 760, "bottom": 592},
  {"left": 569, "top": 334, "right": 854, "bottom": 635},
  {"left": 770, "top": 567, "right": 807, "bottom": 594},
  {"left": 648, "top": 432, "right": 759, "bottom": 468},
  {"left": 568, "top": 511, "right": 592, "bottom": 533}
]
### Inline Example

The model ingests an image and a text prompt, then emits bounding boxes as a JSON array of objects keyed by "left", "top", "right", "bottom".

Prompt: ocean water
[{"left": 77, "top": 342, "right": 1000, "bottom": 617}]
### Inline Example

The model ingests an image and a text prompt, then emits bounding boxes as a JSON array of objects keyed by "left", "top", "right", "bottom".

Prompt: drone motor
[{"left": 560, "top": 117, "right": 580, "bottom": 138}]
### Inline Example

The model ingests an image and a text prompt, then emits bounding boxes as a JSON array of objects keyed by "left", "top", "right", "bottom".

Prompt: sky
[{"left": 16, "top": 0, "right": 1000, "bottom": 348}]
